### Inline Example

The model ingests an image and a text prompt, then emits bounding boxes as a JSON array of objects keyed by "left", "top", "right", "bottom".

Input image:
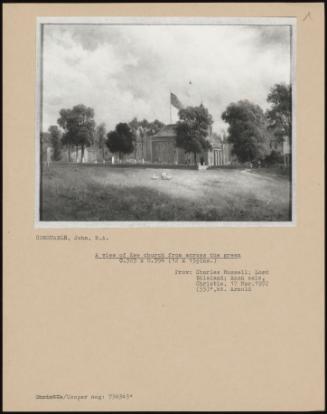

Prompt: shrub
[{"left": 264, "top": 150, "right": 284, "bottom": 166}]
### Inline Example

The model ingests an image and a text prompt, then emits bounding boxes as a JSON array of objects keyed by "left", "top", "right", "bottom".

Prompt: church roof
[
  {"left": 152, "top": 124, "right": 226, "bottom": 149},
  {"left": 152, "top": 124, "right": 177, "bottom": 138}
]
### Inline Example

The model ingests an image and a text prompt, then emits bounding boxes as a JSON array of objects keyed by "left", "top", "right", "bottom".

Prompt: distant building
[
  {"left": 150, "top": 125, "right": 179, "bottom": 164},
  {"left": 148, "top": 124, "right": 232, "bottom": 166}
]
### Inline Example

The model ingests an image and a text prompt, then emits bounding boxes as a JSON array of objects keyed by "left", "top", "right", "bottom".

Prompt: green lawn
[{"left": 40, "top": 164, "right": 292, "bottom": 221}]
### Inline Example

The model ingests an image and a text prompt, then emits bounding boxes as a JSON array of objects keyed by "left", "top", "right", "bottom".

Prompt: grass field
[{"left": 40, "top": 164, "right": 292, "bottom": 221}]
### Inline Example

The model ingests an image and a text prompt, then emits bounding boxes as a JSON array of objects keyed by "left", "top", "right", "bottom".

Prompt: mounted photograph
[{"left": 36, "top": 17, "right": 295, "bottom": 226}]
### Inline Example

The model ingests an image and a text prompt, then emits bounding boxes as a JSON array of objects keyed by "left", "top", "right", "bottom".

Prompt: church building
[{"left": 148, "top": 124, "right": 232, "bottom": 166}]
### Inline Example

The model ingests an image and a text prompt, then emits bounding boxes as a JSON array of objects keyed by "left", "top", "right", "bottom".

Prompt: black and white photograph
[{"left": 37, "top": 17, "right": 295, "bottom": 226}]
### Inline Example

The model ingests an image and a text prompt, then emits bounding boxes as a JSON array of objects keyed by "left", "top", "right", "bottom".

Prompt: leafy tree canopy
[
  {"left": 129, "top": 118, "right": 164, "bottom": 136},
  {"left": 57, "top": 104, "right": 96, "bottom": 149},
  {"left": 95, "top": 123, "right": 107, "bottom": 147},
  {"left": 175, "top": 104, "right": 213, "bottom": 162},
  {"left": 106, "top": 123, "right": 135, "bottom": 159},
  {"left": 48, "top": 125, "right": 62, "bottom": 161},
  {"left": 94, "top": 123, "right": 107, "bottom": 160},
  {"left": 221, "top": 100, "right": 269, "bottom": 163},
  {"left": 266, "top": 83, "right": 292, "bottom": 142}
]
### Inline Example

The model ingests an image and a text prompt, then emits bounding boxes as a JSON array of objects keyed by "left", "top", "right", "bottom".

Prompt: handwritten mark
[{"left": 303, "top": 12, "right": 312, "bottom": 22}]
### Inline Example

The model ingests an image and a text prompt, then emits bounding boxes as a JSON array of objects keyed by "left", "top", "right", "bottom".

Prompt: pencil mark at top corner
[{"left": 302, "top": 12, "right": 312, "bottom": 22}]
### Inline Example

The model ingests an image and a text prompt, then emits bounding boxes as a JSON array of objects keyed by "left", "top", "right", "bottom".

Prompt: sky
[{"left": 41, "top": 23, "right": 291, "bottom": 134}]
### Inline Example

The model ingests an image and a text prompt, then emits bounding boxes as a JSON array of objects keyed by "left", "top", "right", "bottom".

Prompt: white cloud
[{"left": 42, "top": 24, "right": 291, "bottom": 134}]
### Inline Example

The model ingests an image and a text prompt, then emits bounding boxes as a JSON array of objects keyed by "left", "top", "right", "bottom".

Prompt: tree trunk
[
  {"left": 194, "top": 152, "right": 197, "bottom": 165},
  {"left": 68, "top": 145, "right": 71, "bottom": 162},
  {"left": 102, "top": 146, "right": 105, "bottom": 162}
]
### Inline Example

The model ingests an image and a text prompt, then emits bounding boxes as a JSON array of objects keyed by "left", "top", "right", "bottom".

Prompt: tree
[
  {"left": 175, "top": 104, "right": 213, "bottom": 164},
  {"left": 95, "top": 123, "right": 107, "bottom": 161},
  {"left": 128, "top": 118, "right": 164, "bottom": 137},
  {"left": 221, "top": 100, "right": 269, "bottom": 163},
  {"left": 106, "top": 123, "right": 135, "bottom": 160},
  {"left": 263, "top": 150, "right": 284, "bottom": 167},
  {"left": 266, "top": 83, "right": 292, "bottom": 144},
  {"left": 48, "top": 125, "right": 62, "bottom": 161},
  {"left": 40, "top": 132, "right": 51, "bottom": 162},
  {"left": 128, "top": 118, "right": 165, "bottom": 159},
  {"left": 144, "top": 119, "right": 165, "bottom": 135},
  {"left": 57, "top": 108, "right": 75, "bottom": 161},
  {"left": 57, "top": 104, "right": 95, "bottom": 162}
]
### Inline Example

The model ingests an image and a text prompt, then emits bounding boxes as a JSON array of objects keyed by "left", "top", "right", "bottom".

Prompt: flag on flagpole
[{"left": 170, "top": 92, "right": 184, "bottom": 110}]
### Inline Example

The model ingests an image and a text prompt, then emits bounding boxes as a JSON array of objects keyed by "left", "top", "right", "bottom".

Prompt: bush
[{"left": 263, "top": 150, "right": 284, "bottom": 166}]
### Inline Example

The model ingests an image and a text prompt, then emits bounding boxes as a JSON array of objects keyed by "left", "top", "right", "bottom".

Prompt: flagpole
[{"left": 169, "top": 91, "right": 172, "bottom": 123}]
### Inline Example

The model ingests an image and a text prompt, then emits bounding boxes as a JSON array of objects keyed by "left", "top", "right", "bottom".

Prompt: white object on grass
[{"left": 161, "top": 172, "right": 172, "bottom": 180}]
